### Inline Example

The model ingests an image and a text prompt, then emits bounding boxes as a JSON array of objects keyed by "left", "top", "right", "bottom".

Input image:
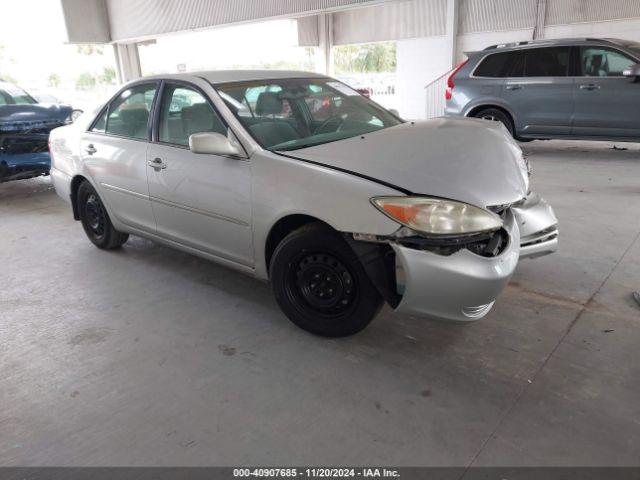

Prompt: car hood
[
  {"left": 0, "top": 104, "right": 72, "bottom": 132},
  {"left": 281, "top": 117, "right": 529, "bottom": 208}
]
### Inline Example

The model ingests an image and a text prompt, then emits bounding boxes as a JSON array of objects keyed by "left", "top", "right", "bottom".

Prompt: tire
[
  {"left": 77, "top": 181, "right": 129, "bottom": 249},
  {"left": 269, "top": 223, "right": 383, "bottom": 337},
  {"left": 473, "top": 108, "right": 515, "bottom": 137}
]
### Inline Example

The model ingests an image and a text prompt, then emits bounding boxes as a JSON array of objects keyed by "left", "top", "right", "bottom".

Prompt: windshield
[
  {"left": 215, "top": 78, "right": 402, "bottom": 151},
  {"left": 0, "top": 83, "right": 37, "bottom": 105},
  {"left": 626, "top": 42, "right": 640, "bottom": 59}
]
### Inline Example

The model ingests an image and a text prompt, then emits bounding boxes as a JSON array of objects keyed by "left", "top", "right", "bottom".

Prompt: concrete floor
[{"left": 1, "top": 140, "right": 639, "bottom": 467}]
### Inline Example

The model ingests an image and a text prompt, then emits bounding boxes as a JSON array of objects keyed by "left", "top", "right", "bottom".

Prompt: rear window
[{"left": 474, "top": 51, "right": 524, "bottom": 77}]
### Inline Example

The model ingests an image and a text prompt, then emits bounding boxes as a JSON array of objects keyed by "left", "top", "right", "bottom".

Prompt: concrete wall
[
  {"left": 544, "top": 18, "right": 640, "bottom": 42},
  {"left": 396, "top": 36, "right": 452, "bottom": 119}
]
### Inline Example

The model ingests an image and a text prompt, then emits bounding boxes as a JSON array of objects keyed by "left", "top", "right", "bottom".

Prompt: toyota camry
[{"left": 49, "top": 70, "right": 558, "bottom": 336}]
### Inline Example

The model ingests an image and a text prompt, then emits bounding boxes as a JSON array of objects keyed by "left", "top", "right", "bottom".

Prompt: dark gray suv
[{"left": 445, "top": 38, "right": 640, "bottom": 141}]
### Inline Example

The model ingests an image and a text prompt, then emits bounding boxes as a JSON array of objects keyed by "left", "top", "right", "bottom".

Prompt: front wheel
[
  {"left": 77, "top": 181, "right": 129, "bottom": 249},
  {"left": 269, "top": 224, "right": 383, "bottom": 337}
]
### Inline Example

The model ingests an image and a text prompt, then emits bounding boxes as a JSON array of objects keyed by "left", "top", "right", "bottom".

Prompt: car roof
[
  {"left": 142, "top": 69, "right": 329, "bottom": 85},
  {"left": 479, "top": 37, "right": 631, "bottom": 52}
]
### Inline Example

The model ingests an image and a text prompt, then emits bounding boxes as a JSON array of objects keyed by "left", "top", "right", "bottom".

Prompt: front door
[
  {"left": 80, "top": 83, "right": 158, "bottom": 233},
  {"left": 572, "top": 46, "right": 640, "bottom": 139},
  {"left": 146, "top": 82, "right": 253, "bottom": 267}
]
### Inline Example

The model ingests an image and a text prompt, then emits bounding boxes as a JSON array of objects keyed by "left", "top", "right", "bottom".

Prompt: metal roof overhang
[{"left": 61, "top": 0, "right": 395, "bottom": 44}]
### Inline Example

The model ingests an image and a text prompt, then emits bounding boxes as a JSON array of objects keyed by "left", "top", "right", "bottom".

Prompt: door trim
[
  {"left": 101, "top": 182, "right": 149, "bottom": 200},
  {"left": 149, "top": 195, "right": 250, "bottom": 227}
]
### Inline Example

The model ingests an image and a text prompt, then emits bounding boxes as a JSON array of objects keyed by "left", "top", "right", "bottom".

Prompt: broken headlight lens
[{"left": 371, "top": 196, "right": 503, "bottom": 236}]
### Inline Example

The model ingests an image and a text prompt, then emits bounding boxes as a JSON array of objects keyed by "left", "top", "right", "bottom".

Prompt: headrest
[
  {"left": 256, "top": 92, "right": 283, "bottom": 116},
  {"left": 119, "top": 105, "right": 148, "bottom": 125}
]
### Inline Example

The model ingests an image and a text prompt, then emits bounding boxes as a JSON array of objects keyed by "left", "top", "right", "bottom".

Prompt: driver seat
[{"left": 249, "top": 92, "right": 300, "bottom": 148}]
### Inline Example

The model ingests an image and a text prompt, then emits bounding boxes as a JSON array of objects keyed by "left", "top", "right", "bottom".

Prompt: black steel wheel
[
  {"left": 270, "top": 223, "right": 383, "bottom": 337},
  {"left": 288, "top": 251, "right": 358, "bottom": 318},
  {"left": 84, "top": 193, "right": 106, "bottom": 237},
  {"left": 77, "top": 180, "right": 129, "bottom": 249}
]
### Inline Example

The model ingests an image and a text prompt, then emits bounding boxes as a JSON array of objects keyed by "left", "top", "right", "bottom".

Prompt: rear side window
[
  {"left": 524, "top": 47, "right": 570, "bottom": 77},
  {"left": 474, "top": 51, "right": 524, "bottom": 77},
  {"left": 105, "top": 84, "right": 157, "bottom": 140}
]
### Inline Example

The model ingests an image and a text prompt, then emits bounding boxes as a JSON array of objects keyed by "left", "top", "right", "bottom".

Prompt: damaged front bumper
[
  {"left": 351, "top": 191, "right": 558, "bottom": 322},
  {"left": 0, "top": 128, "right": 56, "bottom": 182},
  {"left": 512, "top": 192, "right": 558, "bottom": 259},
  {"left": 392, "top": 210, "right": 520, "bottom": 321}
]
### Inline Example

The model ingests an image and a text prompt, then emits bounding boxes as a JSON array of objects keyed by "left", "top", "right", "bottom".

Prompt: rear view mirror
[
  {"left": 623, "top": 63, "right": 640, "bottom": 81},
  {"left": 189, "top": 131, "right": 243, "bottom": 157}
]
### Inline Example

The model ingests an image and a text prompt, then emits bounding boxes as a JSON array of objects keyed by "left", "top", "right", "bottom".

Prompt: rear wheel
[
  {"left": 473, "top": 108, "right": 515, "bottom": 137},
  {"left": 269, "top": 224, "right": 383, "bottom": 337},
  {"left": 77, "top": 181, "right": 129, "bottom": 249}
]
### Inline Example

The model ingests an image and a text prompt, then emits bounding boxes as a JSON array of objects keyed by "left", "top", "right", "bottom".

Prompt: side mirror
[
  {"left": 623, "top": 63, "right": 640, "bottom": 81},
  {"left": 189, "top": 131, "right": 243, "bottom": 157}
]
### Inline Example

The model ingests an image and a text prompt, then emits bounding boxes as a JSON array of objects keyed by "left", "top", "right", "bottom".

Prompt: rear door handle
[
  {"left": 506, "top": 84, "right": 524, "bottom": 91},
  {"left": 85, "top": 144, "right": 97, "bottom": 155},
  {"left": 579, "top": 84, "right": 600, "bottom": 90},
  {"left": 147, "top": 157, "right": 167, "bottom": 170}
]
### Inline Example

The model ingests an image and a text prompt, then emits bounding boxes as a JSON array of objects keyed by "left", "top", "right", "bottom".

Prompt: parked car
[
  {"left": 49, "top": 70, "right": 558, "bottom": 336},
  {"left": 445, "top": 38, "right": 640, "bottom": 141},
  {"left": 0, "top": 81, "right": 73, "bottom": 182},
  {"left": 31, "top": 91, "right": 84, "bottom": 122}
]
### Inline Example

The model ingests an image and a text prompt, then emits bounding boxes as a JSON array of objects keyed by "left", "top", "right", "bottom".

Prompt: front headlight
[{"left": 371, "top": 196, "right": 503, "bottom": 236}]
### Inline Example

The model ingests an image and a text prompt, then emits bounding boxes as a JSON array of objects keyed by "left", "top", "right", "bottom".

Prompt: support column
[
  {"left": 533, "top": 0, "right": 547, "bottom": 40},
  {"left": 113, "top": 43, "right": 142, "bottom": 84},
  {"left": 316, "top": 13, "right": 334, "bottom": 75},
  {"left": 445, "top": 0, "right": 459, "bottom": 68}
]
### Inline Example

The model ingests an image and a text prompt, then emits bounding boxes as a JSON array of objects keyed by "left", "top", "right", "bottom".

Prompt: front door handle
[
  {"left": 85, "top": 144, "right": 97, "bottom": 155},
  {"left": 147, "top": 157, "right": 167, "bottom": 170},
  {"left": 506, "top": 84, "right": 524, "bottom": 91},
  {"left": 579, "top": 84, "right": 600, "bottom": 91}
]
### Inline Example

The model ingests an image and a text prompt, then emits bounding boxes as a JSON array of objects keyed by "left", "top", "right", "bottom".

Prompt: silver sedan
[{"left": 49, "top": 70, "right": 558, "bottom": 336}]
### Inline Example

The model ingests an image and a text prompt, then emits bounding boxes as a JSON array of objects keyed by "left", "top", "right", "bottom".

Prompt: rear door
[
  {"left": 146, "top": 81, "right": 253, "bottom": 267},
  {"left": 572, "top": 46, "right": 640, "bottom": 139},
  {"left": 501, "top": 46, "right": 574, "bottom": 136},
  {"left": 79, "top": 82, "right": 158, "bottom": 232}
]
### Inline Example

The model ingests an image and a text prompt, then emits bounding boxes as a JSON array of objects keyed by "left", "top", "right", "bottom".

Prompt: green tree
[
  {"left": 98, "top": 67, "right": 116, "bottom": 85},
  {"left": 48, "top": 73, "right": 61, "bottom": 88},
  {"left": 76, "top": 45, "right": 104, "bottom": 56},
  {"left": 334, "top": 42, "right": 396, "bottom": 74},
  {"left": 76, "top": 72, "right": 97, "bottom": 89}
]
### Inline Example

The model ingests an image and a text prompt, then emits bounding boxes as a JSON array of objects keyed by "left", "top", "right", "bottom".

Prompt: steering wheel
[{"left": 315, "top": 115, "right": 345, "bottom": 135}]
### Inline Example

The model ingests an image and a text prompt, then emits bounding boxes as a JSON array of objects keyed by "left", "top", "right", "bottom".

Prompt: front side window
[
  {"left": 524, "top": 47, "right": 570, "bottom": 77},
  {"left": 216, "top": 78, "right": 402, "bottom": 151},
  {"left": 91, "top": 109, "right": 107, "bottom": 133},
  {"left": 580, "top": 47, "right": 636, "bottom": 77},
  {"left": 158, "top": 85, "right": 227, "bottom": 146},
  {"left": 105, "top": 83, "right": 157, "bottom": 140}
]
